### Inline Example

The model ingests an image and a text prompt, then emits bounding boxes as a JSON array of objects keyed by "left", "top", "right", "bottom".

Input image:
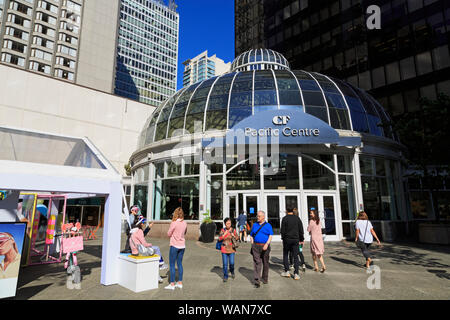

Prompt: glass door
[
  {"left": 265, "top": 194, "right": 300, "bottom": 236},
  {"left": 305, "top": 194, "right": 339, "bottom": 241},
  {"left": 244, "top": 194, "right": 259, "bottom": 220},
  {"left": 228, "top": 195, "right": 237, "bottom": 220}
]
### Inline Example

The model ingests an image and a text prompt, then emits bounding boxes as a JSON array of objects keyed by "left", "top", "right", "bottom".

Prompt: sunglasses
[{"left": 0, "top": 233, "right": 13, "bottom": 244}]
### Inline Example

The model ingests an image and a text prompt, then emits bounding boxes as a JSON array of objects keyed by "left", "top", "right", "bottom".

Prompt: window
[
  {"left": 400, "top": 56, "right": 416, "bottom": 80},
  {"left": 420, "top": 85, "right": 437, "bottom": 100},
  {"left": 1, "top": 52, "right": 25, "bottom": 66},
  {"left": 385, "top": 62, "right": 400, "bottom": 84},
  {"left": 372, "top": 66, "right": 386, "bottom": 88},
  {"left": 432, "top": 46, "right": 450, "bottom": 70},
  {"left": 416, "top": 51, "right": 433, "bottom": 75}
]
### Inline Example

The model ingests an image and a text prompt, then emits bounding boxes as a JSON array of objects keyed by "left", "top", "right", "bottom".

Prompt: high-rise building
[
  {"left": 235, "top": 0, "right": 450, "bottom": 226},
  {"left": 235, "top": 0, "right": 450, "bottom": 117},
  {"left": 114, "top": 0, "right": 179, "bottom": 106},
  {"left": 182, "top": 50, "right": 231, "bottom": 87},
  {"left": 0, "top": 0, "right": 120, "bottom": 93},
  {"left": 0, "top": 0, "right": 85, "bottom": 81}
]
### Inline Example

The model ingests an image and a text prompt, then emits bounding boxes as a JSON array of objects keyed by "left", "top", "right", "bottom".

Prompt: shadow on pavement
[
  {"left": 427, "top": 269, "right": 450, "bottom": 280},
  {"left": 210, "top": 266, "right": 223, "bottom": 279},
  {"left": 330, "top": 256, "right": 365, "bottom": 269},
  {"left": 238, "top": 267, "right": 254, "bottom": 284},
  {"left": 11, "top": 284, "right": 53, "bottom": 300}
]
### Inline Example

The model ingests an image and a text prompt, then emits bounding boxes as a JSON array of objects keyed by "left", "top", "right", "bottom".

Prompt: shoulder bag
[
  {"left": 249, "top": 222, "right": 267, "bottom": 255},
  {"left": 356, "top": 220, "right": 369, "bottom": 250},
  {"left": 230, "top": 228, "right": 239, "bottom": 250},
  {"left": 216, "top": 228, "right": 225, "bottom": 250}
]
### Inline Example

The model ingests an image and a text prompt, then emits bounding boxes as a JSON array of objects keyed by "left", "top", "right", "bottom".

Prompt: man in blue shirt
[
  {"left": 250, "top": 210, "right": 273, "bottom": 288},
  {"left": 237, "top": 211, "right": 247, "bottom": 243}
]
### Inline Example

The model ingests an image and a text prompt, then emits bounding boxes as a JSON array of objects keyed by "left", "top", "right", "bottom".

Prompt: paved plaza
[{"left": 10, "top": 231, "right": 450, "bottom": 300}]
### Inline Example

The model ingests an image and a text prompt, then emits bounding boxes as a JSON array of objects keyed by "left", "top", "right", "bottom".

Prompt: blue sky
[{"left": 175, "top": 0, "right": 235, "bottom": 90}]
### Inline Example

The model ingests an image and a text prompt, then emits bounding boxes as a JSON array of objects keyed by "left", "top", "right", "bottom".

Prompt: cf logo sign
[{"left": 272, "top": 116, "right": 291, "bottom": 125}]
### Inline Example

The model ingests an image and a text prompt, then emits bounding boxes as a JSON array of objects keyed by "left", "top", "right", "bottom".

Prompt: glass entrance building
[{"left": 129, "top": 49, "right": 409, "bottom": 241}]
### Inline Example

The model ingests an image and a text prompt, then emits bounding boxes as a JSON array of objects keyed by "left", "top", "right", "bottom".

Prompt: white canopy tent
[{"left": 0, "top": 126, "right": 124, "bottom": 286}]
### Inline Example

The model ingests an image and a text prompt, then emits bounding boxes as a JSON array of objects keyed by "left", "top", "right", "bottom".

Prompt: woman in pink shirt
[
  {"left": 307, "top": 208, "right": 327, "bottom": 273},
  {"left": 165, "top": 207, "right": 187, "bottom": 290}
]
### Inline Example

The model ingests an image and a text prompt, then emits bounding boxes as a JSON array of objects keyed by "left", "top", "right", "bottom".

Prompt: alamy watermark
[
  {"left": 366, "top": 265, "right": 381, "bottom": 290},
  {"left": 366, "top": 5, "right": 381, "bottom": 30}
]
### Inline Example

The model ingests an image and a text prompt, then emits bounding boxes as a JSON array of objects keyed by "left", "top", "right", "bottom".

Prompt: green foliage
[
  {"left": 202, "top": 209, "right": 213, "bottom": 224},
  {"left": 124, "top": 162, "right": 132, "bottom": 176}
]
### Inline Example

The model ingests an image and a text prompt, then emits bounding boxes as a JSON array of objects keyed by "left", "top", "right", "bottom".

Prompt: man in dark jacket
[{"left": 280, "top": 207, "right": 304, "bottom": 280}]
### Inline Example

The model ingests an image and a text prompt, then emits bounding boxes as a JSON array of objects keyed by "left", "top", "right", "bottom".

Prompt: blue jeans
[
  {"left": 169, "top": 246, "right": 185, "bottom": 283},
  {"left": 222, "top": 253, "right": 235, "bottom": 279}
]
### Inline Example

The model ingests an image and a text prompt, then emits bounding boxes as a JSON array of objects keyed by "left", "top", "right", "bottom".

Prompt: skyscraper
[
  {"left": 235, "top": 0, "right": 450, "bottom": 117},
  {"left": 114, "top": 0, "right": 179, "bottom": 106},
  {"left": 182, "top": 50, "right": 231, "bottom": 87}
]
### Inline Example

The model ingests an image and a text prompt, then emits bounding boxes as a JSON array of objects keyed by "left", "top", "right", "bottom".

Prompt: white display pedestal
[{"left": 118, "top": 255, "right": 160, "bottom": 292}]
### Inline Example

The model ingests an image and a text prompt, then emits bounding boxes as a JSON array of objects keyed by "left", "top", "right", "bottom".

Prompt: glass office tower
[
  {"left": 235, "top": 0, "right": 450, "bottom": 222},
  {"left": 115, "top": 0, "right": 179, "bottom": 106},
  {"left": 235, "top": 0, "right": 450, "bottom": 117}
]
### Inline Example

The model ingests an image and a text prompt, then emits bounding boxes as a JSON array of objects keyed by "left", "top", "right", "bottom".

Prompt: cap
[
  {"left": 136, "top": 216, "right": 147, "bottom": 225},
  {"left": 310, "top": 207, "right": 316, "bottom": 211}
]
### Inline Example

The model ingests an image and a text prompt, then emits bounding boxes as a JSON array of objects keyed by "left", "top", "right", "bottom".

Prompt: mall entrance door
[
  {"left": 226, "top": 193, "right": 260, "bottom": 223},
  {"left": 265, "top": 194, "right": 300, "bottom": 237},
  {"left": 303, "top": 193, "right": 340, "bottom": 241}
]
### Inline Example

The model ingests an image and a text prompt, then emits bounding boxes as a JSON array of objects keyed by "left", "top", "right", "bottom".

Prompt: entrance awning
[{"left": 202, "top": 110, "right": 361, "bottom": 148}]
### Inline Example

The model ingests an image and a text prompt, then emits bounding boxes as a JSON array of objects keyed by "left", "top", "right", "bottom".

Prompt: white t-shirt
[{"left": 355, "top": 220, "right": 373, "bottom": 244}]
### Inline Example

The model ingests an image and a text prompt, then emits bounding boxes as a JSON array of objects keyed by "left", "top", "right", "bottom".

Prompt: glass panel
[
  {"left": 361, "top": 176, "right": 382, "bottom": 220},
  {"left": 410, "top": 191, "right": 432, "bottom": 219},
  {"left": 133, "top": 184, "right": 148, "bottom": 217},
  {"left": 302, "top": 157, "right": 336, "bottom": 190},
  {"left": 263, "top": 153, "right": 299, "bottom": 189},
  {"left": 205, "top": 73, "right": 235, "bottom": 131},
  {"left": 246, "top": 196, "right": 258, "bottom": 217},
  {"left": 339, "top": 175, "right": 356, "bottom": 221},
  {"left": 323, "top": 196, "right": 336, "bottom": 235},
  {"left": 253, "top": 70, "right": 277, "bottom": 108},
  {"left": 229, "top": 195, "right": 237, "bottom": 220},
  {"left": 229, "top": 72, "right": 253, "bottom": 127},
  {"left": 167, "top": 159, "right": 182, "bottom": 177},
  {"left": 359, "top": 156, "right": 374, "bottom": 175},
  {"left": 168, "top": 82, "right": 202, "bottom": 138},
  {"left": 154, "top": 162, "right": 164, "bottom": 179},
  {"left": 285, "top": 195, "right": 299, "bottom": 214},
  {"left": 0, "top": 127, "right": 105, "bottom": 169},
  {"left": 185, "top": 78, "right": 216, "bottom": 134},
  {"left": 337, "top": 155, "right": 353, "bottom": 173},
  {"left": 375, "top": 158, "right": 386, "bottom": 176},
  {"left": 267, "top": 195, "right": 280, "bottom": 234},
  {"left": 307, "top": 196, "right": 318, "bottom": 212},
  {"left": 227, "top": 162, "right": 261, "bottom": 190},
  {"left": 275, "top": 70, "right": 302, "bottom": 106},
  {"left": 185, "top": 156, "right": 200, "bottom": 176},
  {"left": 209, "top": 175, "right": 223, "bottom": 220},
  {"left": 153, "top": 177, "right": 199, "bottom": 220}
]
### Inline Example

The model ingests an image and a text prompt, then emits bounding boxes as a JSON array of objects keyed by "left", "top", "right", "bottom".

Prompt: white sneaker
[
  {"left": 175, "top": 283, "right": 183, "bottom": 289},
  {"left": 159, "top": 263, "right": 168, "bottom": 271},
  {"left": 158, "top": 276, "right": 163, "bottom": 283},
  {"left": 280, "top": 271, "right": 291, "bottom": 278},
  {"left": 164, "top": 284, "right": 176, "bottom": 290}
]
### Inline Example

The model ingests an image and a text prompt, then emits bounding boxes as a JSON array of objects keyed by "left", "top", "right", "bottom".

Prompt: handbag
[
  {"left": 356, "top": 220, "right": 369, "bottom": 249},
  {"left": 249, "top": 222, "right": 267, "bottom": 255},
  {"left": 231, "top": 228, "right": 239, "bottom": 250},
  {"left": 216, "top": 228, "right": 225, "bottom": 250}
]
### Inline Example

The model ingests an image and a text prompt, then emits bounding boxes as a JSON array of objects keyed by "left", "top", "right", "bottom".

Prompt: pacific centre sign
[
  {"left": 245, "top": 115, "right": 320, "bottom": 138},
  {"left": 202, "top": 108, "right": 362, "bottom": 148}
]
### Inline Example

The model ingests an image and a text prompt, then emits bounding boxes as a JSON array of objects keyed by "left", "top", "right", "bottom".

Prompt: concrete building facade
[{"left": 182, "top": 50, "right": 231, "bottom": 87}]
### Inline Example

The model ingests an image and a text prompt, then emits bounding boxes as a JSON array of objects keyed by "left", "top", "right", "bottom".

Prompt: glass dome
[
  {"left": 231, "top": 49, "right": 290, "bottom": 72},
  {"left": 138, "top": 53, "right": 396, "bottom": 149}
]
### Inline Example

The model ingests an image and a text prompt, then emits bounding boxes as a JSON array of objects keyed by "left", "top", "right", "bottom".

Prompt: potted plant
[{"left": 200, "top": 210, "right": 217, "bottom": 243}]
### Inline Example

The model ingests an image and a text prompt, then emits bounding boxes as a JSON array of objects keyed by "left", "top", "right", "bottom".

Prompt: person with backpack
[
  {"left": 236, "top": 211, "right": 248, "bottom": 243},
  {"left": 218, "top": 217, "right": 239, "bottom": 282},
  {"left": 280, "top": 207, "right": 305, "bottom": 280},
  {"left": 354, "top": 211, "right": 381, "bottom": 268},
  {"left": 249, "top": 210, "right": 273, "bottom": 288}
]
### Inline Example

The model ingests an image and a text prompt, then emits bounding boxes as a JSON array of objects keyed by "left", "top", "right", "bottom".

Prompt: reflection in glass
[
  {"left": 302, "top": 157, "right": 336, "bottom": 190},
  {"left": 263, "top": 153, "right": 299, "bottom": 189}
]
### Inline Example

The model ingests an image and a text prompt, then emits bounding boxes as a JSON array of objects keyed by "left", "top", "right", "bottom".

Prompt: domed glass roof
[
  {"left": 138, "top": 53, "right": 396, "bottom": 149},
  {"left": 231, "top": 49, "right": 290, "bottom": 72}
]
